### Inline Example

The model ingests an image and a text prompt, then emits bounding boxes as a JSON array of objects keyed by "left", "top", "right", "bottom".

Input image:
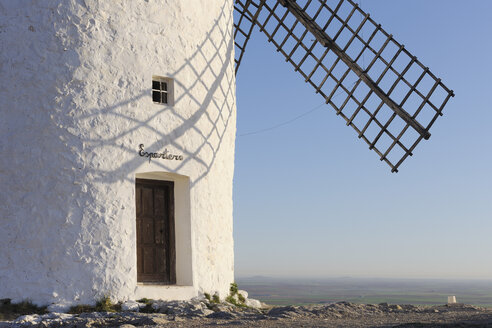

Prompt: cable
[
  {"left": 238, "top": 82, "right": 357, "bottom": 137},
  {"left": 238, "top": 102, "right": 327, "bottom": 137}
]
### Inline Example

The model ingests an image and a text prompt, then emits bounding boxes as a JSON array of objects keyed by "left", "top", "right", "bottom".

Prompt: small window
[{"left": 152, "top": 76, "right": 173, "bottom": 105}]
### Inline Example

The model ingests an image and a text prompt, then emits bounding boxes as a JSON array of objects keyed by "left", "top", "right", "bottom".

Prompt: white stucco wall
[{"left": 0, "top": 0, "right": 236, "bottom": 306}]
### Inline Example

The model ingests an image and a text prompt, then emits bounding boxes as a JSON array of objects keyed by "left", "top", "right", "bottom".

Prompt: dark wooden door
[{"left": 136, "top": 179, "right": 176, "bottom": 284}]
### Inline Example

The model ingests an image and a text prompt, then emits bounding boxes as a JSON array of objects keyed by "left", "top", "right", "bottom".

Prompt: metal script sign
[{"left": 138, "top": 144, "right": 183, "bottom": 162}]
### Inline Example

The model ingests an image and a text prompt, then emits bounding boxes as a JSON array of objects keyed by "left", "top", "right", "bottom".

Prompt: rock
[
  {"left": 171, "top": 316, "right": 185, "bottom": 322},
  {"left": 212, "top": 303, "right": 234, "bottom": 312},
  {"left": 41, "top": 312, "right": 74, "bottom": 320},
  {"left": 75, "top": 319, "right": 98, "bottom": 328},
  {"left": 13, "top": 314, "right": 42, "bottom": 325},
  {"left": 191, "top": 296, "right": 206, "bottom": 303},
  {"left": 268, "top": 306, "right": 305, "bottom": 318},
  {"left": 146, "top": 315, "right": 170, "bottom": 325},
  {"left": 47, "top": 302, "right": 71, "bottom": 313},
  {"left": 79, "top": 312, "right": 105, "bottom": 318},
  {"left": 121, "top": 300, "right": 145, "bottom": 312},
  {"left": 207, "top": 311, "right": 236, "bottom": 319},
  {"left": 119, "top": 325, "right": 136, "bottom": 328},
  {"left": 245, "top": 298, "right": 262, "bottom": 309},
  {"left": 151, "top": 302, "right": 161, "bottom": 311},
  {"left": 151, "top": 300, "right": 211, "bottom": 317},
  {"left": 202, "top": 308, "right": 215, "bottom": 316},
  {"left": 238, "top": 290, "right": 248, "bottom": 299},
  {"left": 389, "top": 304, "right": 403, "bottom": 311}
]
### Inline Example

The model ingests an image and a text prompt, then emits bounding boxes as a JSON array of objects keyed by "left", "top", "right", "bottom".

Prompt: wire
[
  {"left": 238, "top": 102, "right": 327, "bottom": 137},
  {"left": 238, "top": 82, "right": 357, "bottom": 137}
]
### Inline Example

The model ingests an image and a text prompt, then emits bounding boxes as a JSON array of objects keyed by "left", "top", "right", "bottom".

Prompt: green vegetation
[
  {"left": 0, "top": 299, "right": 47, "bottom": 321},
  {"left": 136, "top": 298, "right": 154, "bottom": 313},
  {"left": 225, "top": 282, "right": 247, "bottom": 307},
  {"left": 69, "top": 296, "right": 121, "bottom": 314},
  {"left": 202, "top": 293, "right": 221, "bottom": 311},
  {"left": 136, "top": 298, "right": 151, "bottom": 304},
  {"left": 68, "top": 304, "right": 96, "bottom": 314},
  {"left": 96, "top": 296, "right": 121, "bottom": 312},
  {"left": 230, "top": 282, "right": 239, "bottom": 295}
]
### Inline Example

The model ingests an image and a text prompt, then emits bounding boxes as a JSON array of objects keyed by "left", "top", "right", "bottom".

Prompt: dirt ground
[
  {"left": 155, "top": 305, "right": 492, "bottom": 328},
  {"left": 2, "top": 303, "right": 492, "bottom": 327}
]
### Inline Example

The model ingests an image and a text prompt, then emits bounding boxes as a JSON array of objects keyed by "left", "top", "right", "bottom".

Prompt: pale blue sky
[{"left": 233, "top": 0, "right": 492, "bottom": 279}]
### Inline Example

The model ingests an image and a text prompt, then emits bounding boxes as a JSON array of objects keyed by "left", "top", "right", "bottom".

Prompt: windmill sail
[
  {"left": 234, "top": 0, "right": 454, "bottom": 172},
  {"left": 234, "top": 0, "right": 263, "bottom": 74}
]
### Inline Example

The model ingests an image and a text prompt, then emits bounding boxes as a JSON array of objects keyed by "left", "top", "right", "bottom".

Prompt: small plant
[
  {"left": 69, "top": 296, "right": 120, "bottom": 314},
  {"left": 137, "top": 298, "right": 152, "bottom": 305},
  {"left": 203, "top": 293, "right": 218, "bottom": 310},
  {"left": 225, "top": 295, "right": 247, "bottom": 308},
  {"left": 68, "top": 304, "right": 96, "bottom": 314},
  {"left": 225, "top": 282, "right": 246, "bottom": 307},
  {"left": 95, "top": 296, "right": 120, "bottom": 312},
  {"left": 229, "top": 282, "right": 239, "bottom": 295},
  {"left": 0, "top": 299, "right": 47, "bottom": 320}
]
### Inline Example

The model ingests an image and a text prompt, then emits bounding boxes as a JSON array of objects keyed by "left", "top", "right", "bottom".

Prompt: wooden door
[{"left": 135, "top": 179, "right": 176, "bottom": 284}]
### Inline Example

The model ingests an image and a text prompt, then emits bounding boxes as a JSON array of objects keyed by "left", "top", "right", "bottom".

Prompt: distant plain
[{"left": 236, "top": 277, "right": 492, "bottom": 307}]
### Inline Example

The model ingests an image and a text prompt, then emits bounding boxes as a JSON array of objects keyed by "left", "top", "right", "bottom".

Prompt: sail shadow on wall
[{"left": 234, "top": 0, "right": 454, "bottom": 173}]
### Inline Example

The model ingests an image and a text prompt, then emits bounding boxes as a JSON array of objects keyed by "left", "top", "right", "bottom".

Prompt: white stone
[
  {"left": 13, "top": 314, "right": 42, "bottom": 324},
  {"left": 41, "top": 313, "right": 74, "bottom": 320},
  {"left": 245, "top": 298, "right": 263, "bottom": 309},
  {"left": 47, "top": 303, "right": 72, "bottom": 313},
  {"left": 202, "top": 308, "right": 215, "bottom": 316},
  {"left": 121, "top": 301, "right": 142, "bottom": 312},
  {"left": 238, "top": 290, "right": 248, "bottom": 299},
  {"left": 0, "top": 0, "right": 236, "bottom": 306},
  {"left": 151, "top": 301, "right": 164, "bottom": 312}
]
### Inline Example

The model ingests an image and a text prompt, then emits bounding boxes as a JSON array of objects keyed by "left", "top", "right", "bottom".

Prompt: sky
[{"left": 233, "top": 0, "right": 492, "bottom": 280}]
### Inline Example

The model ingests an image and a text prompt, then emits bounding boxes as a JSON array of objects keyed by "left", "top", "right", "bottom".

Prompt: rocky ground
[{"left": 1, "top": 299, "right": 492, "bottom": 328}]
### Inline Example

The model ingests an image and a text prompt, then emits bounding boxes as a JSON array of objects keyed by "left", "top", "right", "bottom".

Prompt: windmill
[
  {"left": 0, "top": 0, "right": 454, "bottom": 308},
  {"left": 234, "top": 0, "right": 454, "bottom": 172}
]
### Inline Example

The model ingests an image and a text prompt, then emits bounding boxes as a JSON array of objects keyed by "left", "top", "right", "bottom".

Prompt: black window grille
[{"left": 152, "top": 79, "right": 169, "bottom": 104}]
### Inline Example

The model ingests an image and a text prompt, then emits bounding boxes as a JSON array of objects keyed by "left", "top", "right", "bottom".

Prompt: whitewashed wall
[{"left": 0, "top": 0, "right": 236, "bottom": 306}]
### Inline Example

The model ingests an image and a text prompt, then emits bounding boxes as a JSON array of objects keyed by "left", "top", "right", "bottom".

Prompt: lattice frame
[
  {"left": 234, "top": 0, "right": 454, "bottom": 172},
  {"left": 234, "top": 0, "right": 265, "bottom": 74}
]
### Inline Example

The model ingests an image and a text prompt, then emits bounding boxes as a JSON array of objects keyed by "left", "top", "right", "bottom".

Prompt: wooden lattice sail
[{"left": 234, "top": 0, "right": 454, "bottom": 172}]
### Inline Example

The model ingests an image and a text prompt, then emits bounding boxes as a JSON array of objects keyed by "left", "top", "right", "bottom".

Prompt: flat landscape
[
  {"left": 2, "top": 278, "right": 492, "bottom": 327},
  {"left": 237, "top": 277, "right": 492, "bottom": 307}
]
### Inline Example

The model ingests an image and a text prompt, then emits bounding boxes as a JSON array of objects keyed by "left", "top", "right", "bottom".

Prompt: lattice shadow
[{"left": 73, "top": 2, "right": 235, "bottom": 187}]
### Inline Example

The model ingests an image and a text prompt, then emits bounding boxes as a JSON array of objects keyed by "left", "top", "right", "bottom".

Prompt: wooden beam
[{"left": 278, "top": 0, "right": 431, "bottom": 140}]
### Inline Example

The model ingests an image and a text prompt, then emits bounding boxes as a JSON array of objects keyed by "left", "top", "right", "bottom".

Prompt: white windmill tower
[
  {"left": 0, "top": 0, "right": 453, "bottom": 309},
  {"left": 0, "top": 0, "right": 236, "bottom": 307}
]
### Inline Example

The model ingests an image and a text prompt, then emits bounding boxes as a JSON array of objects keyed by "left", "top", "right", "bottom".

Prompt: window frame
[{"left": 152, "top": 76, "right": 174, "bottom": 106}]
